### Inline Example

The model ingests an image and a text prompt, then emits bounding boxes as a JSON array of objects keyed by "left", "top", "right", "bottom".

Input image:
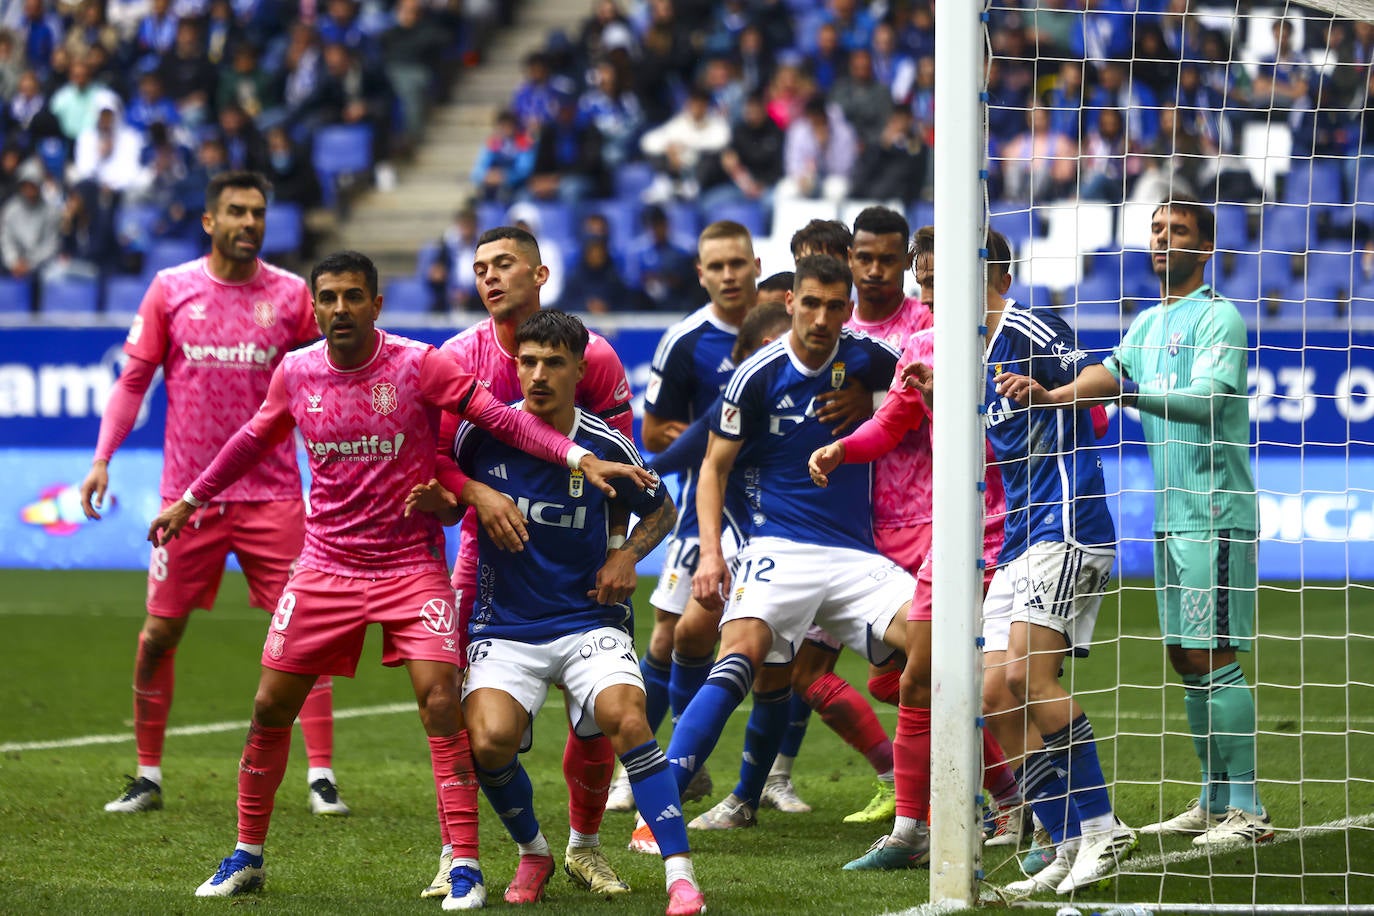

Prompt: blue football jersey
[
  {"left": 983, "top": 302, "right": 1116, "bottom": 563},
  {"left": 455, "top": 407, "right": 666, "bottom": 642},
  {"left": 711, "top": 331, "right": 899, "bottom": 552},
  {"left": 645, "top": 306, "right": 739, "bottom": 538}
]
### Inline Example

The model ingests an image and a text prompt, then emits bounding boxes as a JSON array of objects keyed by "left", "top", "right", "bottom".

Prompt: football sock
[
  {"left": 982, "top": 729, "right": 1022, "bottom": 808},
  {"left": 430, "top": 732, "right": 479, "bottom": 860},
  {"left": 623, "top": 739, "right": 689, "bottom": 857},
  {"left": 298, "top": 676, "right": 335, "bottom": 769},
  {"left": 641, "top": 653, "right": 672, "bottom": 734},
  {"left": 567, "top": 828, "right": 598, "bottom": 849},
  {"left": 234, "top": 842, "right": 264, "bottom": 858},
  {"left": 1043, "top": 715, "right": 1113, "bottom": 829},
  {"left": 1018, "top": 751, "right": 1081, "bottom": 845},
  {"left": 669, "top": 651, "right": 713, "bottom": 721},
  {"left": 516, "top": 831, "right": 551, "bottom": 858},
  {"left": 663, "top": 855, "right": 697, "bottom": 890},
  {"left": 477, "top": 758, "right": 540, "bottom": 845},
  {"left": 1183, "top": 672, "right": 1228, "bottom": 814},
  {"left": 894, "top": 704, "right": 931, "bottom": 821},
  {"left": 133, "top": 637, "right": 175, "bottom": 768},
  {"left": 892, "top": 815, "right": 926, "bottom": 847},
  {"left": 564, "top": 731, "right": 615, "bottom": 835},
  {"left": 735, "top": 686, "right": 791, "bottom": 807},
  {"left": 236, "top": 720, "right": 292, "bottom": 845},
  {"left": 775, "top": 692, "right": 812, "bottom": 763},
  {"left": 665, "top": 653, "right": 753, "bottom": 794},
  {"left": 804, "top": 672, "right": 894, "bottom": 775},
  {"left": 1205, "top": 662, "right": 1263, "bottom": 814},
  {"left": 868, "top": 670, "right": 901, "bottom": 706}
]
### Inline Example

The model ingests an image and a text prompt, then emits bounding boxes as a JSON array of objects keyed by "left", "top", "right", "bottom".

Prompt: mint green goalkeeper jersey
[{"left": 1104, "top": 284, "right": 1258, "bottom": 533}]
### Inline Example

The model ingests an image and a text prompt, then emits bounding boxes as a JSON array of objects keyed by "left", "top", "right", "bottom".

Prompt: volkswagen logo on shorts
[{"left": 420, "top": 598, "right": 456, "bottom": 636}]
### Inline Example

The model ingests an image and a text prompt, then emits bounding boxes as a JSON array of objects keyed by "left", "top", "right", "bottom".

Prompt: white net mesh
[{"left": 974, "top": 1, "right": 1374, "bottom": 909}]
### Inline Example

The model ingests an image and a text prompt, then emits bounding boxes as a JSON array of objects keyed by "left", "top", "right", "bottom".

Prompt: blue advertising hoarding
[{"left": 2, "top": 318, "right": 1369, "bottom": 580}]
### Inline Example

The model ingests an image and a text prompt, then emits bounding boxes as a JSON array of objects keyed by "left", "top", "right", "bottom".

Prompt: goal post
[{"left": 926, "top": 0, "right": 1374, "bottom": 910}]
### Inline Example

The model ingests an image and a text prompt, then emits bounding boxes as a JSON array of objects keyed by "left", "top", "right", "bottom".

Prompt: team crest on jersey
[
  {"left": 371, "top": 381, "right": 398, "bottom": 415},
  {"left": 831, "top": 362, "right": 846, "bottom": 389},
  {"left": 1169, "top": 331, "right": 1184, "bottom": 357},
  {"left": 569, "top": 469, "right": 584, "bottom": 498},
  {"left": 306, "top": 393, "right": 323, "bottom": 413},
  {"left": 127, "top": 314, "right": 144, "bottom": 345},
  {"left": 253, "top": 300, "right": 277, "bottom": 328},
  {"left": 614, "top": 377, "right": 631, "bottom": 402},
  {"left": 189, "top": 302, "right": 207, "bottom": 320},
  {"left": 266, "top": 632, "right": 286, "bottom": 659},
  {"left": 420, "top": 598, "right": 456, "bottom": 636}
]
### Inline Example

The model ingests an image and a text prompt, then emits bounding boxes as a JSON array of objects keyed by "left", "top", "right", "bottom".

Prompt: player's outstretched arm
[
  {"left": 590, "top": 493, "right": 677, "bottom": 606},
  {"left": 997, "top": 362, "right": 1119, "bottom": 408},
  {"left": 692, "top": 431, "right": 743, "bottom": 612},
  {"left": 577, "top": 454, "right": 656, "bottom": 499},
  {"left": 82, "top": 355, "right": 160, "bottom": 519}
]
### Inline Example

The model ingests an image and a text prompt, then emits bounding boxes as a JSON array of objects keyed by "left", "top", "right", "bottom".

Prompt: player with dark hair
[
  {"left": 412, "top": 309, "right": 705, "bottom": 915},
  {"left": 148, "top": 251, "right": 650, "bottom": 904},
  {"left": 789, "top": 218, "right": 853, "bottom": 260},
  {"left": 998, "top": 195, "right": 1269, "bottom": 849},
  {"left": 81, "top": 170, "right": 348, "bottom": 818},
  {"left": 425, "top": 223, "right": 639, "bottom": 899}
]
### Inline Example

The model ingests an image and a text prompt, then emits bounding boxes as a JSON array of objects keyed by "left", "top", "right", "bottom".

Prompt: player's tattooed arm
[{"left": 590, "top": 495, "right": 676, "bottom": 605}]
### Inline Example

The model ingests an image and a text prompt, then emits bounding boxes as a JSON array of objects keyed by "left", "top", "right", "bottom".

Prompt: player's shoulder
[
  {"left": 283, "top": 338, "right": 328, "bottom": 367},
  {"left": 1000, "top": 300, "right": 1067, "bottom": 344},
  {"left": 441, "top": 316, "right": 493, "bottom": 353},
  {"left": 724, "top": 337, "right": 789, "bottom": 399},
  {"left": 258, "top": 259, "right": 309, "bottom": 289},
  {"left": 585, "top": 329, "right": 627, "bottom": 368},
  {"left": 153, "top": 257, "right": 205, "bottom": 290},
  {"left": 575, "top": 408, "right": 642, "bottom": 463},
  {"left": 655, "top": 306, "right": 720, "bottom": 358},
  {"left": 840, "top": 326, "right": 901, "bottom": 358}
]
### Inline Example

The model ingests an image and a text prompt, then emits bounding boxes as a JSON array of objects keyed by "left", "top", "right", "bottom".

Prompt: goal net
[{"left": 954, "top": 1, "right": 1374, "bottom": 910}]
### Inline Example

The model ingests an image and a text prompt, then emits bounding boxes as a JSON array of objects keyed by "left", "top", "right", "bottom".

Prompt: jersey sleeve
[
  {"left": 1187, "top": 302, "right": 1248, "bottom": 395},
  {"left": 453, "top": 419, "right": 487, "bottom": 477},
  {"left": 841, "top": 382, "right": 928, "bottom": 465},
  {"left": 1103, "top": 315, "right": 1143, "bottom": 382},
  {"left": 859, "top": 337, "right": 900, "bottom": 391},
  {"left": 644, "top": 330, "right": 694, "bottom": 421},
  {"left": 712, "top": 364, "right": 766, "bottom": 441},
  {"left": 581, "top": 336, "right": 635, "bottom": 436},
  {"left": 94, "top": 356, "right": 159, "bottom": 462},
  {"left": 122, "top": 274, "right": 170, "bottom": 364}
]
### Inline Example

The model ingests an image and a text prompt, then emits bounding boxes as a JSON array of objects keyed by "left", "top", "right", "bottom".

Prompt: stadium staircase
[{"left": 328, "top": 1, "right": 583, "bottom": 282}]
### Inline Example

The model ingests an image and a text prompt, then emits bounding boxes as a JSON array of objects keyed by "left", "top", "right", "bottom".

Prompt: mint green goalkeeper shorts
[{"left": 1154, "top": 530, "right": 1257, "bottom": 651}]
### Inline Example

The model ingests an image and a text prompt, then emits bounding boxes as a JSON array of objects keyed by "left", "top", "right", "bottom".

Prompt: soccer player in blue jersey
[
  {"left": 410, "top": 310, "right": 705, "bottom": 916},
  {"left": 997, "top": 196, "right": 1270, "bottom": 848},
  {"left": 918, "top": 233, "right": 1134, "bottom": 896},
  {"left": 662, "top": 254, "right": 915, "bottom": 829}
]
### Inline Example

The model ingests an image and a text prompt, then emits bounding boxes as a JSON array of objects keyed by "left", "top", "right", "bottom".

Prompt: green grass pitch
[{"left": 1, "top": 570, "right": 1370, "bottom": 913}]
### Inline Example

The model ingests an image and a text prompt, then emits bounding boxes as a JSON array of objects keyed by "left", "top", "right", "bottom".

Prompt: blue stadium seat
[
  {"left": 990, "top": 206, "right": 1040, "bottom": 252},
  {"left": 1214, "top": 202, "right": 1250, "bottom": 244},
  {"left": 115, "top": 202, "right": 163, "bottom": 253},
  {"left": 664, "top": 200, "right": 703, "bottom": 242},
  {"left": 1221, "top": 250, "right": 1262, "bottom": 305},
  {"left": 1303, "top": 250, "right": 1354, "bottom": 300},
  {"left": 476, "top": 200, "right": 506, "bottom": 232},
  {"left": 1073, "top": 270, "right": 1124, "bottom": 308},
  {"left": 104, "top": 274, "right": 149, "bottom": 312},
  {"left": 144, "top": 239, "right": 202, "bottom": 276},
  {"left": 908, "top": 201, "right": 935, "bottom": 234},
  {"left": 614, "top": 161, "right": 656, "bottom": 201},
  {"left": 1006, "top": 282, "right": 1054, "bottom": 310},
  {"left": 311, "top": 124, "right": 375, "bottom": 208},
  {"left": 528, "top": 201, "right": 576, "bottom": 243},
  {"left": 1258, "top": 203, "right": 1315, "bottom": 254},
  {"left": 415, "top": 241, "right": 441, "bottom": 280},
  {"left": 40, "top": 275, "right": 100, "bottom": 313},
  {"left": 0, "top": 275, "right": 32, "bottom": 313},
  {"left": 1258, "top": 250, "right": 1299, "bottom": 297},
  {"left": 383, "top": 277, "right": 431, "bottom": 313},
  {"left": 1284, "top": 158, "right": 1345, "bottom": 210},
  {"left": 262, "top": 201, "right": 304, "bottom": 257},
  {"left": 711, "top": 199, "right": 767, "bottom": 238},
  {"left": 580, "top": 199, "right": 637, "bottom": 250}
]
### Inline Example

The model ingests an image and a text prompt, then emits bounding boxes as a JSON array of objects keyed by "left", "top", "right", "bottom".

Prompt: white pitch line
[
  {"left": 884, "top": 813, "right": 1374, "bottom": 916},
  {"left": 0, "top": 701, "right": 415, "bottom": 753}
]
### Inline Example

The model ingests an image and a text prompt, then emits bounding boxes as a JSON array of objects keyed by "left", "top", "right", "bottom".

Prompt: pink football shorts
[
  {"left": 875, "top": 521, "right": 932, "bottom": 577},
  {"left": 260, "top": 565, "right": 460, "bottom": 677},
  {"left": 146, "top": 499, "right": 305, "bottom": 619},
  {"left": 908, "top": 550, "right": 997, "bottom": 623}
]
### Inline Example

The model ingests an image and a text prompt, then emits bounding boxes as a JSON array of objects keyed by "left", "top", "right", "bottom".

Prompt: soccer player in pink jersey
[
  {"left": 146, "top": 250, "right": 651, "bottom": 904},
  {"left": 421, "top": 225, "right": 636, "bottom": 900},
  {"left": 811, "top": 228, "right": 1021, "bottom": 870},
  {"left": 78, "top": 171, "right": 349, "bottom": 817}
]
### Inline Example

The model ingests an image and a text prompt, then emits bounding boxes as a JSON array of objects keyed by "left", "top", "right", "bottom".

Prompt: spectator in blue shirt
[
  {"left": 470, "top": 109, "right": 534, "bottom": 202},
  {"left": 562, "top": 222, "right": 630, "bottom": 314},
  {"left": 822, "top": 0, "right": 874, "bottom": 53},
  {"left": 511, "top": 52, "right": 570, "bottom": 134},
  {"left": 626, "top": 204, "right": 696, "bottom": 311}
]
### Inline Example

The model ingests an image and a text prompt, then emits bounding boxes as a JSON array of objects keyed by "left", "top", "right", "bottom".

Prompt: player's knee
[
  {"left": 648, "top": 617, "right": 677, "bottom": 659},
  {"left": 468, "top": 726, "right": 518, "bottom": 770},
  {"left": 139, "top": 615, "right": 185, "bottom": 654},
  {"left": 899, "top": 665, "right": 930, "bottom": 702},
  {"left": 1003, "top": 664, "right": 1030, "bottom": 703},
  {"left": 416, "top": 682, "right": 463, "bottom": 735}
]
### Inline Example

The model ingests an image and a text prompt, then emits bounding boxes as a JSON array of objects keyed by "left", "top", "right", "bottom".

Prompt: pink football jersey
[
  {"left": 123, "top": 258, "right": 318, "bottom": 502},
  {"left": 849, "top": 300, "right": 934, "bottom": 528}
]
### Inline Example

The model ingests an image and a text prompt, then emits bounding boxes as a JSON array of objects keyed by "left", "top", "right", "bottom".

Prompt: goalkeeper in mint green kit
[{"left": 993, "top": 194, "right": 1271, "bottom": 848}]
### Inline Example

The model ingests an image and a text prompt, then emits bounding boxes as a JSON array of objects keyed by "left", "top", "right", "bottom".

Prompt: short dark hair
[
  {"left": 793, "top": 254, "right": 852, "bottom": 292},
  {"left": 852, "top": 205, "right": 909, "bottom": 242},
  {"left": 911, "top": 224, "right": 934, "bottom": 261},
  {"left": 733, "top": 299, "right": 790, "bottom": 363},
  {"left": 514, "top": 309, "right": 588, "bottom": 359},
  {"left": 758, "top": 271, "right": 795, "bottom": 294},
  {"left": 311, "top": 250, "right": 379, "bottom": 299},
  {"left": 205, "top": 170, "right": 271, "bottom": 211},
  {"left": 790, "top": 219, "right": 852, "bottom": 259},
  {"left": 1152, "top": 193, "right": 1215, "bottom": 245},
  {"left": 986, "top": 228, "right": 1012, "bottom": 283},
  {"left": 477, "top": 226, "right": 543, "bottom": 266}
]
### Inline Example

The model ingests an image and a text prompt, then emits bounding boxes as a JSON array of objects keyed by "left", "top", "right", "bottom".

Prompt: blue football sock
[
  {"left": 476, "top": 758, "right": 540, "bottom": 845},
  {"left": 622, "top": 740, "right": 689, "bottom": 857},
  {"left": 641, "top": 653, "right": 672, "bottom": 735},
  {"left": 664, "top": 653, "right": 753, "bottom": 794},
  {"left": 1043, "top": 714, "right": 1113, "bottom": 823},
  {"left": 778, "top": 691, "right": 812, "bottom": 759},
  {"left": 669, "top": 651, "right": 713, "bottom": 722},
  {"left": 735, "top": 686, "right": 792, "bottom": 807},
  {"left": 1018, "top": 752, "right": 1081, "bottom": 844}
]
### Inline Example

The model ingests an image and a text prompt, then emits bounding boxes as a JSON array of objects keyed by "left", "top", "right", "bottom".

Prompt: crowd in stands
[
  {"left": 0, "top": 0, "right": 501, "bottom": 311},
  {"left": 440, "top": 0, "right": 1374, "bottom": 319}
]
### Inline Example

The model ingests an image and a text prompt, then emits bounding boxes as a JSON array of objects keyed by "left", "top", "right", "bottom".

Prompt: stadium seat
[
  {"left": 1258, "top": 203, "right": 1314, "bottom": 254},
  {"left": 1258, "top": 250, "right": 1299, "bottom": 297},
  {"left": 1304, "top": 250, "right": 1355, "bottom": 301},
  {"left": 415, "top": 241, "right": 442, "bottom": 280},
  {"left": 261, "top": 201, "right": 304, "bottom": 257},
  {"left": 990, "top": 206, "right": 1040, "bottom": 252},
  {"left": 1354, "top": 159, "right": 1374, "bottom": 227},
  {"left": 0, "top": 275, "right": 32, "bottom": 313},
  {"left": 311, "top": 124, "right": 375, "bottom": 208},
  {"left": 476, "top": 200, "right": 506, "bottom": 232},
  {"left": 1284, "top": 158, "right": 1345, "bottom": 211},
  {"left": 614, "top": 161, "right": 656, "bottom": 201},
  {"left": 663, "top": 200, "right": 703, "bottom": 243},
  {"left": 115, "top": 202, "right": 163, "bottom": 253},
  {"left": 104, "top": 274, "right": 149, "bottom": 313},
  {"left": 711, "top": 199, "right": 767, "bottom": 238},
  {"left": 580, "top": 199, "right": 638, "bottom": 251},
  {"left": 144, "top": 239, "right": 203, "bottom": 276},
  {"left": 40, "top": 275, "right": 100, "bottom": 313},
  {"left": 1214, "top": 202, "right": 1251, "bottom": 244},
  {"left": 383, "top": 277, "right": 432, "bottom": 313},
  {"left": 1221, "top": 250, "right": 1262, "bottom": 305},
  {"left": 908, "top": 201, "right": 935, "bottom": 234}
]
